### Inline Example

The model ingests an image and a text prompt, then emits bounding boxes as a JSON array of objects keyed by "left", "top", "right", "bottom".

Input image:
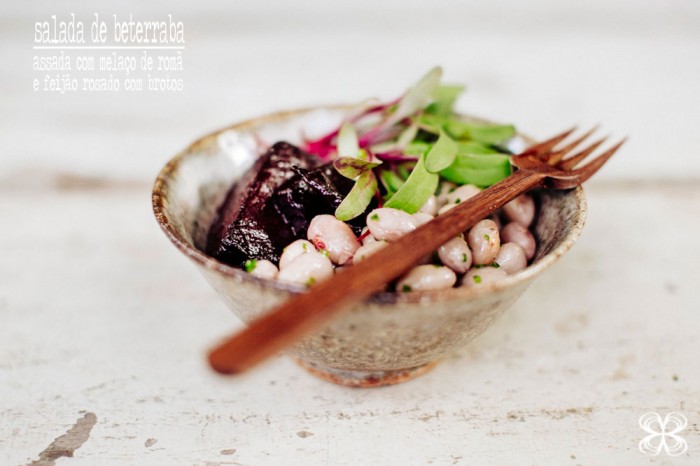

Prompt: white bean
[
  {"left": 397, "top": 265, "right": 457, "bottom": 292},
  {"left": 446, "top": 184, "right": 481, "bottom": 205},
  {"left": 500, "top": 222, "right": 536, "bottom": 260},
  {"left": 437, "top": 203, "right": 458, "bottom": 216},
  {"left": 307, "top": 214, "right": 360, "bottom": 265},
  {"left": 279, "top": 239, "right": 314, "bottom": 269},
  {"left": 502, "top": 194, "right": 535, "bottom": 227},
  {"left": 247, "top": 259, "right": 278, "bottom": 280},
  {"left": 366, "top": 208, "right": 417, "bottom": 241},
  {"left": 461, "top": 267, "right": 508, "bottom": 288},
  {"left": 353, "top": 241, "right": 388, "bottom": 264},
  {"left": 277, "top": 251, "right": 333, "bottom": 287},
  {"left": 360, "top": 227, "right": 378, "bottom": 245},
  {"left": 495, "top": 242, "right": 528, "bottom": 274},
  {"left": 438, "top": 235, "right": 472, "bottom": 273},
  {"left": 467, "top": 219, "right": 501, "bottom": 265},
  {"left": 436, "top": 181, "right": 457, "bottom": 206},
  {"left": 412, "top": 212, "right": 434, "bottom": 227},
  {"left": 418, "top": 195, "right": 439, "bottom": 216}
]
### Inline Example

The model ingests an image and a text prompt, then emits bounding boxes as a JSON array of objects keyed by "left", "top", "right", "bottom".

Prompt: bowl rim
[{"left": 152, "top": 106, "right": 587, "bottom": 305}]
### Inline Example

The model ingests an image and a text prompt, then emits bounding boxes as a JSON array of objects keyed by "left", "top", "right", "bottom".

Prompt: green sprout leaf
[
  {"left": 396, "top": 162, "right": 415, "bottom": 180},
  {"left": 396, "top": 123, "right": 419, "bottom": 149},
  {"left": 445, "top": 121, "right": 516, "bottom": 145},
  {"left": 425, "top": 129, "right": 458, "bottom": 173},
  {"left": 404, "top": 141, "right": 431, "bottom": 157},
  {"left": 379, "top": 169, "right": 405, "bottom": 196},
  {"left": 337, "top": 123, "right": 360, "bottom": 157},
  {"left": 333, "top": 157, "right": 382, "bottom": 179},
  {"left": 440, "top": 151, "right": 512, "bottom": 187},
  {"left": 384, "top": 66, "right": 442, "bottom": 128},
  {"left": 335, "top": 170, "right": 378, "bottom": 221},
  {"left": 426, "top": 84, "right": 465, "bottom": 116},
  {"left": 384, "top": 153, "right": 439, "bottom": 213}
]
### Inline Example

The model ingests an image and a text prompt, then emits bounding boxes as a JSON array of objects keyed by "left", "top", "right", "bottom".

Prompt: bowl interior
[{"left": 153, "top": 107, "right": 586, "bottom": 303}]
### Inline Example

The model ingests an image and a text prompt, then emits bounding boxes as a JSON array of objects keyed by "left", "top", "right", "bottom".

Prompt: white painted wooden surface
[{"left": 2, "top": 1, "right": 699, "bottom": 465}]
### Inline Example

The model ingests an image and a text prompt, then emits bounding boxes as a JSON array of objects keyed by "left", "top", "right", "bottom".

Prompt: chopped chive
[
  {"left": 302, "top": 242, "right": 308, "bottom": 251},
  {"left": 461, "top": 253, "right": 468, "bottom": 262},
  {"left": 491, "top": 262, "right": 500, "bottom": 268},
  {"left": 244, "top": 259, "right": 257, "bottom": 273},
  {"left": 473, "top": 275, "right": 482, "bottom": 283},
  {"left": 306, "top": 276, "right": 316, "bottom": 287},
  {"left": 370, "top": 213, "right": 380, "bottom": 221},
  {"left": 402, "top": 284, "right": 412, "bottom": 292},
  {"left": 320, "top": 249, "right": 330, "bottom": 257},
  {"left": 455, "top": 198, "right": 461, "bottom": 204},
  {"left": 483, "top": 233, "right": 490, "bottom": 241}
]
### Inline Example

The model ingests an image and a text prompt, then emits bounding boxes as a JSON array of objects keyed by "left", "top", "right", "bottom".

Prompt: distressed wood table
[{"left": 2, "top": 1, "right": 699, "bottom": 465}]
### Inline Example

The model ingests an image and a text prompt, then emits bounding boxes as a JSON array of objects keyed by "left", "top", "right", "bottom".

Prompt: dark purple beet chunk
[
  {"left": 206, "top": 142, "right": 375, "bottom": 268},
  {"left": 205, "top": 142, "right": 317, "bottom": 266},
  {"left": 266, "top": 163, "right": 365, "bottom": 239}
]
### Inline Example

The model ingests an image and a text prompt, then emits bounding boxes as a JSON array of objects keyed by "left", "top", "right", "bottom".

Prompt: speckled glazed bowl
[{"left": 153, "top": 107, "right": 586, "bottom": 387}]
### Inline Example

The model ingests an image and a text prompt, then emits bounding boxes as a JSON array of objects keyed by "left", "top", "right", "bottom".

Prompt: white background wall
[{"left": 2, "top": 0, "right": 699, "bottom": 183}]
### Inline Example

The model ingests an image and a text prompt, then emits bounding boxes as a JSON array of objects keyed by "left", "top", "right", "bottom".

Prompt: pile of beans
[{"left": 244, "top": 182, "right": 537, "bottom": 292}]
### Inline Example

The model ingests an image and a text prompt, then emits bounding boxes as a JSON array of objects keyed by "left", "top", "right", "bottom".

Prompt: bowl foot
[{"left": 293, "top": 358, "right": 439, "bottom": 388}]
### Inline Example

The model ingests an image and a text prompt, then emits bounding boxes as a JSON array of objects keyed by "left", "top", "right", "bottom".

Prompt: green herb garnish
[
  {"left": 473, "top": 275, "right": 482, "bottom": 283},
  {"left": 425, "top": 129, "right": 458, "bottom": 173},
  {"left": 303, "top": 67, "right": 517, "bottom": 221},
  {"left": 244, "top": 259, "right": 257, "bottom": 273},
  {"left": 335, "top": 170, "right": 379, "bottom": 221},
  {"left": 384, "top": 153, "right": 439, "bottom": 213}
]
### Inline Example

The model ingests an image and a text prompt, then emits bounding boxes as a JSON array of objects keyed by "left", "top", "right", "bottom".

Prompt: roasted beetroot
[{"left": 206, "top": 142, "right": 370, "bottom": 267}]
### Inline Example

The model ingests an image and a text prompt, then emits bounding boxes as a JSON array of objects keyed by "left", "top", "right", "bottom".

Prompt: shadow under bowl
[{"left": 152, "top": 106, "right": 587, "bottom": 387}]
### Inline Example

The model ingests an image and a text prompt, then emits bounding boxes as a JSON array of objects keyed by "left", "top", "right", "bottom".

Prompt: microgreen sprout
[{"left": 300, "top": 67, "right": 517, "bottom": 219}]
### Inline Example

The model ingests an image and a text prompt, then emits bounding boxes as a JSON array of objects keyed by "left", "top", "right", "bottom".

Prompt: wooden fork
[{"left": 208, "top": 127, "right": 625, "bottom": 374}]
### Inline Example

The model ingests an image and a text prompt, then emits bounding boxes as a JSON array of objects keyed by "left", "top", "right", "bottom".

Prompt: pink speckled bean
[
  {"left": 307, "top": 214, "right": 360, "bottom": 265},
  {"left": 467, "top": 219, "right": 500, "bottom": 265},
  {"left": 247, "top": 259, "right": 278, "bottom": 280},
  {"left": 279, "top": 239, "right": 314, "bottom": 269},
  {"left": 412, "top": 212, "right": 434, "bottom": 227},
  {"left": 418, "top": 195, "right": 439, "bottom": 216},
  {"left": 352, "top": 241, "right": 388, "bottom": 264},
  {"left": 495, "top": 242, "right": 528, "bottom": 274},
  {"left": 502, "top": 193, "right": 536, "bottom": 227},
  {"left": 500, "top": 222, "right": 536, "bottom": 260},
  {"left": 461, "top": 267, "right": 507, "bottom": 288},
  {"left": 446, "top": 184, "right": 481, "bottom": 205},
  {"left": 366, "top": 208, "right": 417, "bottom": 241},
  {"left": 277, "top": 251, "right": 333, "bottom": 287},
  {"left": 438, "top": 235, "right": 472, "bottom": 273},
  {"left": 397, "top": 265, "right": 457, "bottom": 292}
]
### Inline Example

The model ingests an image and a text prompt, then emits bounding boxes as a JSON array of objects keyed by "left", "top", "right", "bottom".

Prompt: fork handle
[{"left": 209, "top": 169, "right": 546, "bottom": 374}]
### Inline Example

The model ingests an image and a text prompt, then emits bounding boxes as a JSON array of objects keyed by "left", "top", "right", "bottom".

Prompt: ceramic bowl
[{"left": 152, "top": 107, "right": 586, "bottom": 387}]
